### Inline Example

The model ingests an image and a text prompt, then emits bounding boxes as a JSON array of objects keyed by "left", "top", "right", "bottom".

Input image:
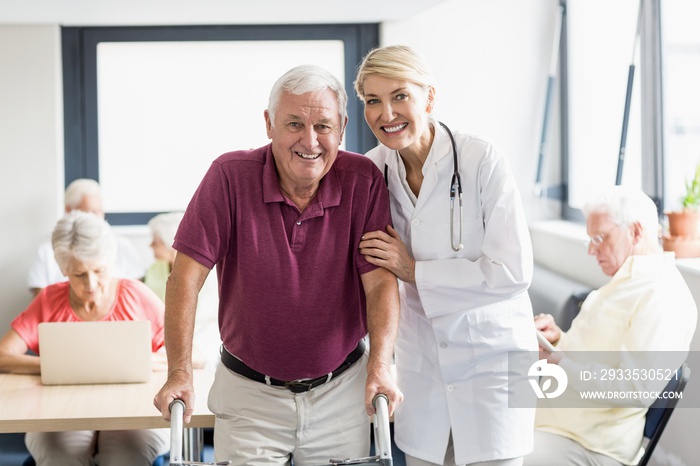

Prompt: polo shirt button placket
[{"left": 290, "top": 217, "right": 305, "bottom": 250}]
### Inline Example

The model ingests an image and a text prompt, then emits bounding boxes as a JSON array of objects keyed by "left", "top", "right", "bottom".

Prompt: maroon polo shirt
[{"left": 174, "top": 144, "right": 391, "bottom": 380}]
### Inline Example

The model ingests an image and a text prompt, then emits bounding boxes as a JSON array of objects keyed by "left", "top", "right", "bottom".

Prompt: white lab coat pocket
[{"left": 465, "top": 301, "right": 535, "bottom": 375}]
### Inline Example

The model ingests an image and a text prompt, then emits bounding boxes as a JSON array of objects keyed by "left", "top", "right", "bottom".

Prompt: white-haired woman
[
  {"left": 145, "top": 211, "right": 221, "bottom": 368},
  {"left": 145, "top": 211, "right": 186, "bottom": 301},
  {"left": 0, "top": 211, "right": 169, "bottom": 466},
  {"left": 28, "top": 178, "right": 144, "bottom": 296},
  {"left": 355, "top": 45, "right": 536, "bottom": 466}
]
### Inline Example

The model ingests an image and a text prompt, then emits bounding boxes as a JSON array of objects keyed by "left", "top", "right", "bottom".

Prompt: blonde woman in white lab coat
[{"left": 355, "top": 45, "right": 537, "bottom": 466}]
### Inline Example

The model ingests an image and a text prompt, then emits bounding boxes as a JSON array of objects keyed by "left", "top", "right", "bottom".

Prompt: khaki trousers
[
  {"left": 523, "top": 431, "right": 623, "bottom": 466},
  {"left": 208, "top": 352, "right": 370, "bottom": 466}
]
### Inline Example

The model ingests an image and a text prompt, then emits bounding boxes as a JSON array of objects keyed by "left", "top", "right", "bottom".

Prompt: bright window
[
  {"left": 96, "top": 40, "right": 344, "bottom": 214},
  {"left": 564, "top": 0, "right": 643, "bottom": 211},
  {"left": 62, "top": 25, "right": 378, "bottom": 224},
  {"left": 662, "top": 0, "right": 700, "bottom": 211}
]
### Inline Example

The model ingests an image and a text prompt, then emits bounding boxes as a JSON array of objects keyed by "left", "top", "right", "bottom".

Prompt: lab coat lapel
[
  {"left": 385, "top": 152, "right": 415, "bottom": 213},
  {"left": 414, "top": 121, "right": 451, "bottom": 212}
]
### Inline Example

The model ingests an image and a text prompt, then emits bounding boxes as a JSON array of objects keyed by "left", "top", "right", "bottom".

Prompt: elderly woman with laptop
[{"left": 0, "top": 210, "right": 169, "bottom": 466}]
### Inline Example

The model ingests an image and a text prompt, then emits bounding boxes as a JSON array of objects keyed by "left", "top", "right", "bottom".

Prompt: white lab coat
[{"left": 365, "top": 118, "right": 537, "bottom": 465}]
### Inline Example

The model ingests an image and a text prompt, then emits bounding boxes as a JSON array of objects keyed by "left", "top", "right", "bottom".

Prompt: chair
[
  {"left": 636, "top": 362, "right": 691, "bottom": 466},
  {"left": 559, "top": 289, "right": 591, "bottom": 331}
]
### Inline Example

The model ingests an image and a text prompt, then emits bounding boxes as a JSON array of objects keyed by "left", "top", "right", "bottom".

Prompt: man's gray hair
[
  {"left": 267, "top": 65, "right": 348, "bottom": 127},
  {"left": 148, "top": 211, "right": 185, "bottom": 249},
  {"left": 52, "top": 211, "right": 117, "bottom": 274},
  {"left": 582, "top": 186, "right": 660, "bottom": 241},
  {"left": 64, "top": 179, "right": 102, "bottom": 210}
]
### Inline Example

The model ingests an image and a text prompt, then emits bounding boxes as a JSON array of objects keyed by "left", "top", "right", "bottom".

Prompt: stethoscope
[{"left": 383, "top": 121, "right": 464, "bottom": 252}]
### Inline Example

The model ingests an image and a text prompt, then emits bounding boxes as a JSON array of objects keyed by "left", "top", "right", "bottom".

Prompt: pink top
[{"left": 11, "top": 279, "right": 165, "bottom": 354}]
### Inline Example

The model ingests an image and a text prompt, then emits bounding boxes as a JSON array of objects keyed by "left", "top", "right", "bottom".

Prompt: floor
[
  {"left": 0, "top": 433, "right": 30, "bottom": 466},
  {"left": 0, "top": 431, "right": 406, "bottom": 466}
]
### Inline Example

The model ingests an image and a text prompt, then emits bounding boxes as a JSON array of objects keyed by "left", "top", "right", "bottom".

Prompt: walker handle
[
  {"left": 169, "top": 399, "right": 186, "bottom": 464},
  {"left": 168, "top": 399, "right": 231, "bottom": 466},
  {"left": 372, "top": 394, "right": 393, "bottom": 465}
]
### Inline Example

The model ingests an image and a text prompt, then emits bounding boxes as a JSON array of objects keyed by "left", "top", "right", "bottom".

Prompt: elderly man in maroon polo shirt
[{"left": 154, "top": 64, "right": 403, "bottom": 465}]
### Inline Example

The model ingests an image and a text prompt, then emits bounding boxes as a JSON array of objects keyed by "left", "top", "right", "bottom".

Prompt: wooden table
[{"left": 0, "top": 368, "right": 215, "bottom": 459}]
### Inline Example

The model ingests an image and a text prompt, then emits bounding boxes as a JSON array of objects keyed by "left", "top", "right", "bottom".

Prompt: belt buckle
[{"left": 284, "top": 379, "right": 315, "bottom": 393}]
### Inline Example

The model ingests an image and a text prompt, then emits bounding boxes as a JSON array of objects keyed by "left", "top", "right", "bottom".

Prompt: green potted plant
[
  {"left": 667, "top": 163, "right": 700, "bottom": 237},
  {"left": 682, "top": 163, "right": 700, "bottom": 208},
  {"left": 664, "top": 163, "right": 700, "bottom": 257}
]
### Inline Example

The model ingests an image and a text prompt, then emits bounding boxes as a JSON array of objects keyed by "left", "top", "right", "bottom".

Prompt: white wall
[
  {"left": 381, "top": 0, "right": 563, "bottom": 223},
  {"left": 0, "top": 25, "right": 64, "bottom": 333}
]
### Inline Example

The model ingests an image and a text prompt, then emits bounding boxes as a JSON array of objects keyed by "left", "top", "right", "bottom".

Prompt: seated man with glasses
[{"left": 525, "top": 186, "right": 697, "bottom": 466}]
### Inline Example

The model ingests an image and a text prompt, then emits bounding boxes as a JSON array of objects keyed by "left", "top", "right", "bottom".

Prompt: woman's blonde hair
[{"left": 354, "top": 45, "right": 434, "bottom": 101}]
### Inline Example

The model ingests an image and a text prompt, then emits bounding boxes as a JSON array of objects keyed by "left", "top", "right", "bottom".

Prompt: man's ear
[
  {"left": 264, "top": 110, "right": 273, "bottom": 139},
  {"left": 631, "top": 222, "right": 644, "bottom": 244}
]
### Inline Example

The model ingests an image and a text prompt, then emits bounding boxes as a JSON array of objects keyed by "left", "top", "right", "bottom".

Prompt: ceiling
[{"left": 0, "top": 0, "right": 448, "bottom": 26}]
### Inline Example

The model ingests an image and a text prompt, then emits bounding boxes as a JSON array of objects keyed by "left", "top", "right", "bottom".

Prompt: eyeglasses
[
  {"left": 586, "top": 225, "right": 619, "bottom": 247},
  {"left": 587, "top": 233, "right": 608, "bottom": 246}
]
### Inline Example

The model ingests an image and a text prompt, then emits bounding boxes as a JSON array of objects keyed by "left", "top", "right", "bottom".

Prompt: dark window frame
[{"left": 62, "top": 24, "right": 379, "bottom": 225}]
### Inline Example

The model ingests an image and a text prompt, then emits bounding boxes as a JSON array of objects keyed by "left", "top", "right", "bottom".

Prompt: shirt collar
[
  {"left": 422, "top": 116, "right": 452, "bottom": 175},
  {"left": 613, "top": 252, "right": 676, "bottom": 280}
]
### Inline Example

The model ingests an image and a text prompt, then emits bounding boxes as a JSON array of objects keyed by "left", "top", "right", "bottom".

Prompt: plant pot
[
  {"left": 666, "top": 210, "right": 700, "bottom": 237},
  {"left": 662, "top": 235, "right": 700, "bottom": 258}
]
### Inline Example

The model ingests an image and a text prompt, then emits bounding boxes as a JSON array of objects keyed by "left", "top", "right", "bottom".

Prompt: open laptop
[{"left": 38, "top": 320, "right": 152, "bottom": 385}]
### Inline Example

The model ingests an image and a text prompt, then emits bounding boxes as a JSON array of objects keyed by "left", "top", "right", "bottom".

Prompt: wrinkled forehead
[
  {"left": 586, "top": 211, "right": 616, "bottom": 233},
  {"left": 277, "top": 90, "right": 341, "bottom": 121}
]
